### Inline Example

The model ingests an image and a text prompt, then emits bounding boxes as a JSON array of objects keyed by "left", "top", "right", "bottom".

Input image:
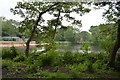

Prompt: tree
[
  {"left": 64, "top": 26, "right": 77, "bottom": 42},
  {"left": 79, "top": 31, "right": 91, "bottom": 42},
  {"left": 11, "top": 2, "right": 90, "bottom": 57},
  {"left": 1, "top": 17, "right": 20, "bottom": 37},
  {"left": 94, "top": 1, "right": 120, "bottom": 67},
  {"left": 55, "top": 28, "right": 65, "bottom": 41},
  {"left": 89, "top": 26, "right": 100, "bottom": 45},
  {"left": 89, "top": 24, "right": 117, "bottom": 53}
]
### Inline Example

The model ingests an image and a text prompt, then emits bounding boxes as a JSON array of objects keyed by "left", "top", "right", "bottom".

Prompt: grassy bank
[{"left": 2, "top": 47, "right": 120, "bottom": 79}]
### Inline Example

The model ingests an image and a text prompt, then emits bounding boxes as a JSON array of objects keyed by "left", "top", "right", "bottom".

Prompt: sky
[{"left": 0, "top": 0, "right": 106, "bottom": 32}]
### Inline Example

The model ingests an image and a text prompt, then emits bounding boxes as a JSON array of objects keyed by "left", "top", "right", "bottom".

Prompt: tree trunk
[
  {"left": 108, "top": 19, "right": 120, "bottom": 67},
  {"left": 25, "top": 11, "right": 43, "bottom": 57},
  {"left": 25, "top": 26, "right": 36, "bottom": 57}
]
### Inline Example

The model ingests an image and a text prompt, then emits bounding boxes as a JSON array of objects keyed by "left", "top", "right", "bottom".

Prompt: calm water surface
[
  {"left": 36, "top": 43, "right": 102, "bottom": 53},
  {"left": 3, "top": 43, "right": 120, "bottom": 54}
]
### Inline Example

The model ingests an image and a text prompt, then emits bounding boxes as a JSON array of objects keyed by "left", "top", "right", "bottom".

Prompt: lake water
[
  {"left": 3, "top": 43, "right": 120, "bottom": 54},
  {"left": 35, "top": 43, "right": 102, "bottom": 53},
  {"left": 35, "top": 43, "right": 120, "bottom": 54}
]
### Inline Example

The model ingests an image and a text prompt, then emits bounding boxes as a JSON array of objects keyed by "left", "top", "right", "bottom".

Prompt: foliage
[
  {"left": 55, "top": 28, "right": 65, "bottom": 41},
  {"left": 26, "top": 49, "right": 60, "bottom": 66},
  {"left": 62, "top": 52, "right": 75, "bottom": 65},
  {"left": 26, "top": 49, "right": 110, "bottom": 68},
  {"left": 89, "top": 23, "right": 117, "bottom": 53},
  {"left": 55, "top": 28, "right": 91, "bottom": 43},
  {"left": 28, "top": 70, "right": 70, "bottom": 78},
  {"left": 13, "top": 54, "right": 26, "bottom": 62},
  {"left": 10, "top": 2, "right": 91, "bottom": 57},
  {"left": 93, "top": 1, "right": 120, "bottom": 67},
  {"left": 2, "top": 48, "right": 120, "bottom": 78},
  {"left": 80, "top": 43, "right": 90, "bottom": 53},
  {"left": 69, "top": 69, "right": 81, "bottom": 78},
  {"left": 64, "top": 27, "right": 76, "bottom": 42},
  {"left": 2, "top": 46, "right": 19, "bottom": 59},
  {"left": 2, "top": 1, "right": 120, "bottom": 78},
  {"left": 2, "top": 59, "right": 13, "bottom": 70},
  {"left": 64, "top": 52, "right": 109, "bottom": 73},
  {"left": 79, "top": 31, "right": 92, "bottom": 42},
  {"left": 1, "top": 17, "right": 20, "bottom": 37}
]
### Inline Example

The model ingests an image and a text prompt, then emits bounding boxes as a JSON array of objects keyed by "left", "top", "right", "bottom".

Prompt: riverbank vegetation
[{"left": 2, "top": 46, "right": 120, "bottom": 78}]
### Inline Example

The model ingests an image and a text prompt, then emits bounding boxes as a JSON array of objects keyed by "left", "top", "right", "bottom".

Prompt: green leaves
[
  {"left": 90, "top": 23, "right": 117, "bottom": 53},
  {"left": 1, "top": 18, "right": 20, "bottom": 37},
  {"left": 11, "top": 1, "right": 91, "bottom": 45},
  {"left": 47, "top": 19, "right": 61, "bottom": 27}
]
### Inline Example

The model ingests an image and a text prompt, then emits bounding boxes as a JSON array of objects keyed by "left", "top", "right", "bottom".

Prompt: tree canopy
[{"left": 11, "top": 2, "right": 90, "bottom": 56}]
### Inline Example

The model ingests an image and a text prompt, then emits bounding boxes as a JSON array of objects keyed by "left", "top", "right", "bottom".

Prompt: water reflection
[
  {"left": 57, "top": 44, "right": 101, "bottom": 53},
  {"left": 36, "top": 44, "right": 101, "bottom": 53},
  {"left": 2, "top": 43, "right": 120, "bottom": 54}
]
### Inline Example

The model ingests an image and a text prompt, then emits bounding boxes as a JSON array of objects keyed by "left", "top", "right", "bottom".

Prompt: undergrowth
[{"left": 2, "top": 47, "right": 120, "bottom": 78}]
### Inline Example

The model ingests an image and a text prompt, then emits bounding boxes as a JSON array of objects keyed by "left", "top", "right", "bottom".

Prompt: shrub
[
  {"left": 2, "top": 60, "right": 13, "bottom": 70},
  {"left": 62, "top": 52, "right": 75, "bottom": 64},
  {"left": 97, "top": 53, "right": 108, "bottom": 63},
  {"left": 78, "top": 61, "right": 91, "bottom": 72},
  {"left": 39, "top": 50, "right": 60, "bottom": 66},
  {"left": 2, "top": 46, "right": 19, "bottom": 59},
  {"left": 13, "top": 55, "right": 26, "bottom": 62},
  {"left": 26, "top": 50, "right": 61, "bottom": 66},
  {"left": 40, "top": 54, "right": 53, "bottom": 66},
  {"left": 2, "top": 48, "right": 10, "bottom": 59},
  {"left": 92, "top": 60, "right": 107, "bottom": 73},
  {"left": 69, "top": 69, "right": 81, "bottom": 78},
  {"left": 25, "top": 65, "right": 38, "bottom": 73}
]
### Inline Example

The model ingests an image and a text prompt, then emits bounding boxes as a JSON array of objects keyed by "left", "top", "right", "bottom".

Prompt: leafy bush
[
  {"left": 25, "top": 65, "right": 38, "bottom": 73},
  {"left": 78, "top": 61, "right": 92, "bottom": 72},
  {"left": 92, "top": 60, "right": 107, "bottom": 73},
  {"left": 62, "top": 52, "right": 74, "bottom": 64},
  {"left": 2, "top": 46, "right": 19, "bottom": 59},
  {"left": 13, "top": 55, "right": 26, "bottom": 62},
  {"left": 25, "top": 50, "right": 109, "bottom": 75},
  {"left": 40, "top": 50, "right": 60, "bottom": 66},
  {"left": 40, "top": 54, "right": 53, "bottom": 66},
  {"left": 80, "top": 43, "right": 90, "bottom": 53},
  {"left": 2, "top": 59, "right": 27, "bottom": 73},
  {"left": 2, "top": 60, "right": 13, "bottom": 70},
  {"left": 69, "top": 69, "right": 81, "bottom": 78},
  {"left": 26, "top": 50, "right": 61, "bottom": 66}
]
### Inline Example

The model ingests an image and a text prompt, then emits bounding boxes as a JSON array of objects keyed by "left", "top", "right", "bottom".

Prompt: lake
[
  {"left": 35, "top": 43, "right": 120, "bottom": 54},
  {"left": 2, "top": 43, "right": 120, "bottom": 54},
  {"left": 35, "top": 43, "right": 102, "bottom": 54}
]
